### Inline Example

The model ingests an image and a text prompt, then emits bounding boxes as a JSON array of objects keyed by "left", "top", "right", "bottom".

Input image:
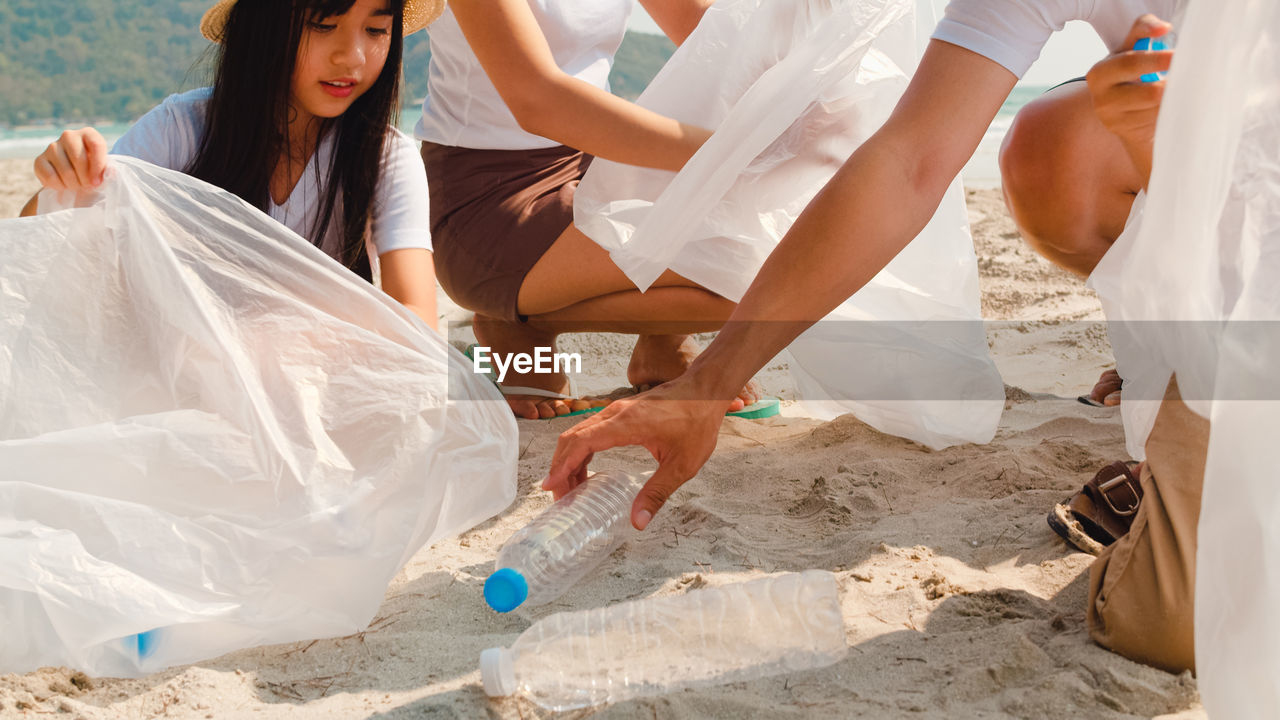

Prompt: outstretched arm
[
  {"left": 546, "top": 40, "right": 1017, "bottom": 528},
  {"left": 449, "top": 0, "right": 710, "bottom": 171}
]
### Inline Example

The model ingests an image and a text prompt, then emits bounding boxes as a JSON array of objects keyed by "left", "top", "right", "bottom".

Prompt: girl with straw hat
[{"left": 24, "top": 0, "right": 445, "bottom": 330}]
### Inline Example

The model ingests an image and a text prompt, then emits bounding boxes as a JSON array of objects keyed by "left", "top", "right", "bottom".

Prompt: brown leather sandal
[{"left": 1046, "top": 461, "right": 1143, "bottom": 555}]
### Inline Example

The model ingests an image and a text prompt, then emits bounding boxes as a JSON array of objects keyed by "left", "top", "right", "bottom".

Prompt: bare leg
[
  {"left": 524, "top": 288, "right": 760, "bottom": 411},
  {"left": 477, "top": 226, "right": 763, "bottom": 416},
  {"left": 999, "top": 81, "right": 1144, "bottom": 277},
  {"left": 517, "top": 223, "right": 705, "bottom": 316},
  {"left": 472, "top": 223, "right": 763, "bottom": 418}
]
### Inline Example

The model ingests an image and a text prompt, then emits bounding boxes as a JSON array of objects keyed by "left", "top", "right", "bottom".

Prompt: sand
[{"left": 0, "top": 161, "right": 1205, "bottom": 719}]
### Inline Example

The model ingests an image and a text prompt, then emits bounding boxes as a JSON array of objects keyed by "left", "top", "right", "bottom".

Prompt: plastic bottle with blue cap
[{"left": 484, "top": 470, "right": 650, "bottom": 613}]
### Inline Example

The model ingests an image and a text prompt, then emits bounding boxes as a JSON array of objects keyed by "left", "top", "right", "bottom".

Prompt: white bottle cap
[{"left": 479, "top": 647, "right": 516, "bottom": 697}]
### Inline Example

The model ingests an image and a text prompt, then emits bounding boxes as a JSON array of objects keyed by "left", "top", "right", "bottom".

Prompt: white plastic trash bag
[
  {"left": 1090, "top": 0, "right": 1280, "bottom": 714},
  {"left": 575, "top": 0, "right": 1002, "bottom": 449},
  {"left": 0, "top": 157, "right": 518, "bottom": 677}
]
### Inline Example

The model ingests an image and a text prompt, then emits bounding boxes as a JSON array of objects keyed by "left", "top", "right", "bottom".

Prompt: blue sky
[{"left": 626, "top": 8, "right": 1108, "bottom": 87}]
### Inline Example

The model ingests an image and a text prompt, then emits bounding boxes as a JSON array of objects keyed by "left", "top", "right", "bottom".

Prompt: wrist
[{"left": 684, "top": 347, "right": 753, "bottom": 405}]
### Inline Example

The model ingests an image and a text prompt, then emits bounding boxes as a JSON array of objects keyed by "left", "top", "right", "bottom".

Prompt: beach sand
[{"left": 0, "top": 160, "right": 1205, "bottom": 719}]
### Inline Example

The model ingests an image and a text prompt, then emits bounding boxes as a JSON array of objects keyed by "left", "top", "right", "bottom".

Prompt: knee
[
  {"left": 1091, "top": 609, "right": 1195, "bottom": 675},
  {"left": 998, "top": 97, "right": 1090, "bottom": 216},
  {"left": 1087, "top": 547, "right": 1197, "bottom": 674}
]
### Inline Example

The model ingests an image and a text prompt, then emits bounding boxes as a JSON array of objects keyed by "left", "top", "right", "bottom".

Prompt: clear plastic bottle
[
  {"left": 479, "top": 570, "right": 847, "bottom": 710},
  {"left": 483, "top": 470, "right": 649, "bottom": 613}
]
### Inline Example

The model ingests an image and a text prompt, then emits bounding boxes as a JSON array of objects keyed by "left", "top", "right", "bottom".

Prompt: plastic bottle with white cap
[
  {"left": 483, "top": 470, "right": 649, "bottom": 613},
  {"left": 479, "top": 570, "right": 847, "bottom": 711}
]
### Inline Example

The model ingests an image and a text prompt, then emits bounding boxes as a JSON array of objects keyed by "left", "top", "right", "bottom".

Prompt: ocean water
[
  {"left": 0, "top": 86, "right": 1051, "bottom": 187},
  {"left": 962, "top": 84, "right": 1051, "bottom": 189}
]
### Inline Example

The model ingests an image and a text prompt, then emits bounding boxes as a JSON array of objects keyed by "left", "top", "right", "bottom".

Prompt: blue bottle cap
[
  {"left": 134, "top": 629, "right": 159, "bottom": 658},
  {"left": 1133, "top": 37, "right": 1170, "bottom": 82},
  {"left": 484, "top": 568, "right": 529, "bottom": 613}
]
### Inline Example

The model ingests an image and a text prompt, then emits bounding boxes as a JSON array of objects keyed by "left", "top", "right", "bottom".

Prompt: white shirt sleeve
[
  {"left": 110, "top": 89, "right": 210, "bottom": 172},
  {"left": 931, "top": 0, "right": 1092, "bottom": 79},
  {"left": 370, "top": 129, "right": 433, "bottom": 255}
]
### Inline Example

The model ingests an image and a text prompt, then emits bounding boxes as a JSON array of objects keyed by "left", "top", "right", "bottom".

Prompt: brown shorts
[{"left": 421, "top": 141, "right": 592, "bottom": 322}]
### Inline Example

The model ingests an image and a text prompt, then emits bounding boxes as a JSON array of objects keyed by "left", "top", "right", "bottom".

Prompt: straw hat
[{"left": 200, "top": 0, "right": 444, "bottom": 43}]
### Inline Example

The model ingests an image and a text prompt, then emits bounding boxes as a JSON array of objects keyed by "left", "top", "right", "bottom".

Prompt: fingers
[
  {"left": 1120, "top": 13, "right": 1173, "bottom": 51},
  {"left": 82, "top": 129, "right": 108, "bottom": 186},
  {"left": 548, "top": 450, "right": 592, "bottom": 500},
  {"left": 1086, "top": 54, "right": 1167, "bottom": 139},
  {"left": 1088, "top": 51, "right": 1173, "bottom": 87},
  {"left": 544, "top": 405, "right": 628, "bottom": 494},
  {"left": 1091, "top": 81, "right": 1165, "bottom": 121},
  {"left": 33, "top": 129, "right": 109, "bottom": 192},
  {"left": 33, "top": 153, "right": 65, "bottom": 191},
  {"left": 1087, "top": 14, "right": 1174, "bottom": 98},
  {"left": 62, "top": 131, "right": 94, "bottom": 188},
  {"left": 631, "top": 461, "right": 691, "bottom": 530},
  {"left": 36, "top": 141, "right": 76, "bottom": 191}
]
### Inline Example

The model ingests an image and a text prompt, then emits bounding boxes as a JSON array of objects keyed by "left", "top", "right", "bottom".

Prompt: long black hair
[{"left": 187, "top": 0, "right": 405, "bottom": 281}]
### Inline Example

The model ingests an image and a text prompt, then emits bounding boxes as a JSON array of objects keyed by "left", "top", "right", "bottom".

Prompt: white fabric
[
  {"left": 1089, "top": 0, "right": 1280, "bottom": 713},
  {"left": 414, "top": 0, "right": 632, "bottom": 150},
  {"left": 575, "top": 0, "right": 1003, "bottom": 450},
  {"left": 0, "top": 157, "right": 516, "bottom": 677},
  {"left": 932, "top": 0, "right": 1182, "bottom": 78},
  {"left": 112, "top": 88, "right": 433, "bottom": 256}
]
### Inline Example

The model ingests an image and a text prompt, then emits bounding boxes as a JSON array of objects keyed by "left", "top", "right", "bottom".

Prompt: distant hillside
[
  {"left": 0, "top": 0, "right": 675, "bottom": 126},
  {"left": 608, "top": 31, "right": 676, "bottom": 99}
]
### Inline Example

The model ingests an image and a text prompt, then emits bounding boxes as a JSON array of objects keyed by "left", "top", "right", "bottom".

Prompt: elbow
[
  {"left": 899, "top": 143, "right": 961, "bottom": 208},
  {"left": 502, "top": 79, "right": 561, "bottom": 139},
  {"left": 507, "top": 97, "right": 548, "bottom": 136},
  {"left": 906, "top": 147, "right": 957, "bottom": 199}
]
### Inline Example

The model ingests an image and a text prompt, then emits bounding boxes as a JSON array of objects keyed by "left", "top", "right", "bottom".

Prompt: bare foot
[
  {"left": 473, "top": 313, "right": 574, "bottom": 419},
  {"left": 1089, "top": 368, "right": 1123, "bottom": 406},
  {"left": 626, "top": 334, "right": 762, "bottom": 412}
]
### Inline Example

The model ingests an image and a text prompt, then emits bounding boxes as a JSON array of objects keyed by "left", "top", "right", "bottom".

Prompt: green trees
[{"left": 0, "top": 0, "right": 675, "bottom": 127}]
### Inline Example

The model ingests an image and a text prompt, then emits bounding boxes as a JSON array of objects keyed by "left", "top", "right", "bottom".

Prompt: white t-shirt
[
  {"left": 112, "top": 88, "right": 432, "bottom": 258},
  {"left": 933, "top": 0, "right": 1185, "bottom": 79},
  {"left": 414, "top": 0, "right": 633, "bottom": 150}
]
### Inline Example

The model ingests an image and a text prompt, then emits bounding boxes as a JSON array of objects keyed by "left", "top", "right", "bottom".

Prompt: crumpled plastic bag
[
  {"left": 0, "top": 157, "right": 517, "bottom": 677},
  {"left": 1090, "top": 0, "right": 1280, "bottom": 713},
  {"left": 575, "top": 0, "right": 1003, "bottom": 449}
]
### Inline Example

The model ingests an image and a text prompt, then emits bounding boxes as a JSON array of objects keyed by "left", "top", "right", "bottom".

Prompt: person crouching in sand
[{"left": 546, "top": 9, "right": 1204, "bottom": 675}]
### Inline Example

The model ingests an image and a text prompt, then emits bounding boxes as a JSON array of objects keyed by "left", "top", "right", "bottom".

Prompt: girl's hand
[{"left": 34, "top": 128, "right": 109, "bottom": 192}]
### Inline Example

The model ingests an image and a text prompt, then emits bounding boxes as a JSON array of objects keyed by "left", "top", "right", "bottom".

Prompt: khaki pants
[{"left": 1087, "top": 377, "right": 1208, "bottom": 674}]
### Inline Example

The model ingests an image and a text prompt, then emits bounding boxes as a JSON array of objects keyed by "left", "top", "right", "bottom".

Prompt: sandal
[{"left": 1046, "top": 461, "right": 1143, "bottom": 555}]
